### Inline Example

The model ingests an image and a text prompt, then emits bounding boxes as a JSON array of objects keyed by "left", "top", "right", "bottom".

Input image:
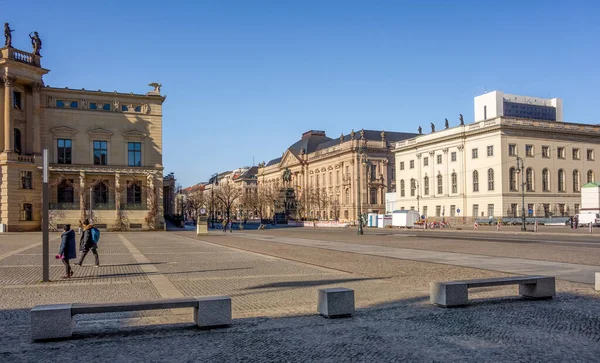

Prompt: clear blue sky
[{"left": 6, "top": 0, "right": 599, "bottom": 187}]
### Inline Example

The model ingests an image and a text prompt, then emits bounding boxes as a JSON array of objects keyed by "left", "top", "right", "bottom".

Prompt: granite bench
[
  {"left": 318, "top": 287, "right": 355, "bottom": 318},
  {"left": 31, "top": 296, "right": 231, "bottom": 341},
  {"left": 430, "top": 275, "right": 555, "bottom": 307}
]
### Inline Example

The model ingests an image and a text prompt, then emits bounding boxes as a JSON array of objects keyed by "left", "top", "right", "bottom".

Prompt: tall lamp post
[
  {"left": 515, "top": 156, "right": 527, "bottom": 231},
  {"left": 210, "top": 173, "right": 218, "bottom": 228},
  {"left": 356, "top": 142, "right": 368, "bottom": 235}
]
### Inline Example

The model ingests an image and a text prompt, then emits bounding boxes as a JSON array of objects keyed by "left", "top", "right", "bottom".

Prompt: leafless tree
[
  {"left": 185, "top": 191, "right": 206, "bottom": 221},
  {"left": 215, "top": 183, "right": 243, "bottom": 222}
]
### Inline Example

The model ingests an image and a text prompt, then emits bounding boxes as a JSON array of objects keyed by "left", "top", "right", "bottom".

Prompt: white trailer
[{"left": 392, "top": 210, "right": 420, "bottom": 228}]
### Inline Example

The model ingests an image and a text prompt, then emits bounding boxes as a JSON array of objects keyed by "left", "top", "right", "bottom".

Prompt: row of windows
[
  {"left": 57, "top": 139, "right": 142, "bottom": 167},
  {"left": 509, "top": 144, "right": 595, "bottom": 160},
  {"left": 56, "top": 100, "right": 143, "bottom": 113},
  {"left": 56, "top": 180, "right": 142, "bottom": 204},
  {"left": 400, "top": 147, "right": 495, "bottom": 170},
  {"left": 509, "top": 168, "right": 594, "bottom": 193},
  {"left": 399, "top": 168, "right": 596, "bottom": 197}
]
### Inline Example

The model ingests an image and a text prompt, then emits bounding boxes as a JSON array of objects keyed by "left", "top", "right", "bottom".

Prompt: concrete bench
[
  {"left": 430, "top": 276, "right": 555, "bottom": 307},
  {"left": 31, "top": 296, "right": 231, "bottom": 341},
  {"left": 318, "top": 287, "right": 355, "bottom": 318}
]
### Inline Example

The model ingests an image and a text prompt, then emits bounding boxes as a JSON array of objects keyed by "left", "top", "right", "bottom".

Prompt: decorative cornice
[
  {"left": 49, "top": 165, "right": 161, "bottom": 175},
  {"left": 32, "top": 82, "right": 43, "bottom": 92},
  {"left": 122, "top": 130, "right": 147, "bottom": 137},
  {"left": 51, "top": 126, "right": 77, "bottom": 134},
  {"left": 2, "top": 75, "right": 16, "bottom": 86},
  {"left": 88, "top": 128, "right": 113, "bottom": 136}
]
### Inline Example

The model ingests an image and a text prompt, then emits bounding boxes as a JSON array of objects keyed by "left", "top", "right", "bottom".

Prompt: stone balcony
[{"left": 1, "top": 47, "right": 41, "bottom": 67}]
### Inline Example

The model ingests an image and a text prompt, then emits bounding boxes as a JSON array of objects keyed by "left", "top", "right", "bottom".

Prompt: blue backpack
[{"left": 90, "top": 227, "right": 100, "bottom": 244}]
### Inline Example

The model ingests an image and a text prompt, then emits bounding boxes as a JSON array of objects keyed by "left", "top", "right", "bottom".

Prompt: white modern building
[
  {"left": 474, "top": 90, "right": 563, "bottom": 122},
  {"left": 393, "top": 116, "right": 600, "bottom": 222}
]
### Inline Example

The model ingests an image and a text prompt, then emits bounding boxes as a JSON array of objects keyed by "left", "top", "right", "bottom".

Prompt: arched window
[
  {"left": 93, "top": 181, "right": 109, "bottom": 204},
  {"left": 410, "top": 179, "right": 416, "bottom": 197},
  {"left": 57, "top": 179, "right": 74, "bottom": 204},
  {"left": 423, "top": 176, "right": 429, "bottom": 196},
  {"left": 526, "top": 168, "right": 534, "bottom": 192},
  {"left": 542, "top": 168, "right": 550, "bottom": 191},
  {"left": 487, "top": 168, "right": 494, "bottom": 191},
  {"left": 558, "top": 169, "right": 565, "bottom": 192},
  {"left": 588, "top": 170, "right": 595, "bottom": 184},
  {"left": 127, "top": 181, "right": 142, "bottom": 204},
  {"left": 573, "top": 170, "right": 580, "bottom": 192},
  {"left": 400, "top": 180, "right": 405, "bottom": 197},
  {"left": 473, "top": 171, "right": 479, "bottom": 192},
  {"left": 437, "top": 174, "right": 443, "bottom": 194},
  {"left": 370, "top": 188, "right": 377, "bottom": 205},
  {"left": 509, "top": 167, "right": 517, "bottom": 191},
  {"left": 451, "top": 173, "right": 457, "bottom": 194}
]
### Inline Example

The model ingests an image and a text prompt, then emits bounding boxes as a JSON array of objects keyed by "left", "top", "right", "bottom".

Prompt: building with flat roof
[{"left": 474, "top": 90, "right": 562, "bottom": 122}]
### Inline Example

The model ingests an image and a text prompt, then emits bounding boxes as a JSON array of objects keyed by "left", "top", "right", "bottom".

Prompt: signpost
[{"left": 42, "top": 149, "right": 49, "bottom": 282}]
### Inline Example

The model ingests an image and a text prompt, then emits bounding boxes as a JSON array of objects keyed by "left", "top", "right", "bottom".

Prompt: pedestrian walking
[
  {"left": 227, "top": 219, "right": 232, "bottom": 233},
  {"left": 75, "top": 219, "right": 100, "bottom": 267},
  {"left": 78, "top": 220, "right": 83, "bottom": 235},
  {"left": 222, "top": 219, "right": 227, "bottom": 233},
  {"left": 58, "top": 224, "right": 77, "bottom": 278}
]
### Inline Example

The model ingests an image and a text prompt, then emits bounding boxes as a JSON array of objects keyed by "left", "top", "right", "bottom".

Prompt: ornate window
[
  {"left": 128, "top": 142, "right": 142, "bottom": 167},
  {"left": 345, "top": 189, "right": 350, "bottom": 204},
  {"left": 542, "top": 168, "right": 550, "bottom": 191},
  {"left": 509, "top": 167, "right": 517, "bottom": 191},
  {"left": 588, "top": 170, "right": 595, "bottom": 184},
  {"left": 451, "top": 173, "right": 457, "bottom": 194},
  {"left": 473, "top": 171, "right": 479, "bottom": 192},
  {"left": 573, "top": 170, "right": 580, "bottom": 192},
  {"left": 57, "top": 179, "right": 74, "bottom": 204},
  {"left": 370, "top": 188, "right": 377, "bottom": 205},
  {"left": 21, "top": 171, "right": 32, "bottom": 189},
  {"left": 423, "top": 176, "right": 429, "bottom": 196},
  {"left": 526, "top": 168, "right": 534, "bottom": 192},
  {"left": 410, "top": 179, "right": 416, "bottom": 197},
  {"left": 57, "top": 139, "right": 72, "bottom": 164},
  {"left": 487, "top": 168, "right": 494, "bottom": 191},
  {"left": 22, "top": 203, "right": 32, "bottom": 221},
  {"left": 93, "top": 140, "right": 108, "bottom": 165},
  {"left": 437, "top": 174, "right": 443, "bottom": 194},
  {"left": 370, "top": 164, "right": 376, "bottom": 181},
  {"left": 558, "top": 169, "right": 565, "bottom": 192},
  {"left": 400, "top": 180, "right": 405, "bottom": 197},
  {"left": 14, "top": 128, "right": 21, "bottom": 154}
]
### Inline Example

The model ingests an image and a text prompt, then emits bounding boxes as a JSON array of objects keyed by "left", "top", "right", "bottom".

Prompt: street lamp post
[
  {"left": 515, "top": 156, "right": 527, "bottom": 232},
  {"left": 356, "top": 143, "right": 367, "bottom": 235}
]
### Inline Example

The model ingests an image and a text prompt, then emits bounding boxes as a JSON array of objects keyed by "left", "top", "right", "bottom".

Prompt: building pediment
[
  {"left": 50, "top": 126, "right": 77, "bottom": 134},
  {"left": 122, "top": 130, "right": 147, "bottom": 137},
  {"left": 88, "top": 128, "right": 113, "bottom": 136},
  {"left": 279, "top": 150, "right": 302, "bottom": 168}
]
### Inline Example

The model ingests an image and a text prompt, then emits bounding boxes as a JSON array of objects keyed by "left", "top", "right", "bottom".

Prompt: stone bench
[
  {"left": 318, "top": 287, "right": 355, "bottom": 318},
  {"left": 31, "top": 296, "right": 231, "bottom": 341},
  {"left": 430, "top": 276, "right": 555, "bottom": 307}
]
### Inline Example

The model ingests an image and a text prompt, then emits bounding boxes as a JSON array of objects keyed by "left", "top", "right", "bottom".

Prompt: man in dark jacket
[
  {"left": 59, "top": 224, "right": 77, "bottom": 278},
  {"left": 75, "top": 219, "right": 99, "bottom": 267}
]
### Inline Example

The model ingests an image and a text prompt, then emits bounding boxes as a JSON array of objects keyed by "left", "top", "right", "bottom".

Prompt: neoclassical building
[
  {"left": 257, "top": 129, "right": 416, "bottom": 221},
  {"left": 393, "top": 116, "right": 600, "bottom": 221},
  {"left": 0, "top": 37, "right": 166, "bottom": 231}
]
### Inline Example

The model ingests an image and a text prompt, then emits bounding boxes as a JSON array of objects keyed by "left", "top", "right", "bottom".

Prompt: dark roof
[{"left": 263, "top": 129, "right": 417, "bottom": 167}]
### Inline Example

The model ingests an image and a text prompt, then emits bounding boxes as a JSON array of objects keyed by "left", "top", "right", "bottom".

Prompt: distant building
[
  {"left": 474, "top": 90, "right": 563, "bottom": 122},
  {"left": 163, "top": 173, "right": 176, "bottom": 218}
]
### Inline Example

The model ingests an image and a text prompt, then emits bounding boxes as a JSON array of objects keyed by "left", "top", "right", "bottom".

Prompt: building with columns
[
  {"left": 393, "top": 116, "right": 600, "bottom": 221},
  {"left": 0, "top": 41, "right": 166, "bottom": 231},
  {"left": 257, "top": 129, "right": 415, "bottom": 221}
]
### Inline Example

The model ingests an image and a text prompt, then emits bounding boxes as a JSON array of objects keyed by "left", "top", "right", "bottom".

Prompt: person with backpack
[
  {"left": 58, "top": 224, "right": 77, "bottom": 278},
  {"left": 75, "top": 219, "right": 100, "bottom": 267}
]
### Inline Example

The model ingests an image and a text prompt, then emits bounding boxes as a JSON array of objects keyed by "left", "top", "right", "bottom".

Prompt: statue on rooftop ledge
[
  {"left": 148, "top": 82, "right": 162, "bottom": 93},
  {"left": 459, "top": 114, "right": 464, "bottom": 125},
  {"left": 4, "top": 23, "right": 14, "bottom": 48},
  {"left": 350, "top": 129, "right": 355, "bottom": 139},
  {"left": 430, "top": 123, "right": 435, "bottom": 133},
  {"left": 445, "top": 118, "right": 449, "bottom": 129},
  {"left": 29, "top": 31, "right": 42, "bottom": 55},
  {"left": 418, "top": 126, "right": 422, "bottom": 135},
  {"left": 359, "top": 129, "right": 365, "bottom": 140}
]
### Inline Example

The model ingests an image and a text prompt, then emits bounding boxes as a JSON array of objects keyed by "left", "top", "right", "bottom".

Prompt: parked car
[{"left": 575, "top": 213, "right": 600, "bottom": 227}]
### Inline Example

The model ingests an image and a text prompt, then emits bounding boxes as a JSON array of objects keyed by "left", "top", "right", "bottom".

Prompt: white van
[{"left": 575, "top": 213, "right": 600, "bottom": 227}]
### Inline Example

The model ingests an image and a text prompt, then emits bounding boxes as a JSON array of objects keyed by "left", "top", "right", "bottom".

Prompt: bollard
[
  {"left": 496, "top": 221, "right": 501, "bottom": 231},
  {"left": 474, "top": 222, "right": 478, "bottom": 231},
  {"left": 534, "top": 221, "right": 539, "bottom": 232},
  {"left": 590, "top": 223, "right": 593, "bottom": 234}
]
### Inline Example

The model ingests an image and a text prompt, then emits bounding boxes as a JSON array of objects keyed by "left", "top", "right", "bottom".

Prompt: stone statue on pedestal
[
  {"left": 430, "top": 123, "right": 435, "bottom": 133},
  {"left": 4, "top": 23, "right": 14, "bottom": 48},
  {"left": 459, "top": 114, "right": 464, "bottom": 125},
  {"left": 29, "top": 31, "right": 42, "bottom": 55},
  {"left": 445, "top": 118, "right": 449, "bottom": 129},
  {"left": 418, "top": 126, "right": 422, "bottom": 135}
]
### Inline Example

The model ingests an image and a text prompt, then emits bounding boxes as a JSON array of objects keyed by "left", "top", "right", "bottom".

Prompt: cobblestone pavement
[{"left": 1, "top": 230, "right": 599, "bottom": 362}]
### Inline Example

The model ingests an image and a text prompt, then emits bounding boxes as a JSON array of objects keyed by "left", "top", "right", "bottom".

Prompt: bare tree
[
  {"left": 215, "top": 183, "right": 243, "bottom": 222},
  {"left": 185, "top": 191, "right": 206, "bottom": 221}
]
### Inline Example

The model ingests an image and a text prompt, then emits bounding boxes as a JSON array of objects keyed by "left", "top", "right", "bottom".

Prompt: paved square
[{"left": 1, "top": 228, "right": 599, "bottom": 361}]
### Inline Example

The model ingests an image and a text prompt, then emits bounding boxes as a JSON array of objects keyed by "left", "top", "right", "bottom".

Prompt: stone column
[
  {"left": 114, "top": 173, "right": 121, "bottom": 218},
  {"left": 3, "top": 76, "right": 15, "bottom": 152},
  {"left": 32, "top": 83, "right": 42, "bottom": 154},
  {"left": 79, "top": 172, "right": 86, "bottom": 221}
]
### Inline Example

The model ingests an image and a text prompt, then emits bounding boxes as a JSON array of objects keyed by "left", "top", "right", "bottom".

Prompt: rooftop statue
[
  {"left": 29, "top": 31, "right": 42, "bottom": 55},
  {"left": 459, "top": 114, "right": 464, "bottom": 125},
  {"left": 148, "top": 82, "right": 162, "bottom": 93},
  {"left": 418, "top": 126, "right": 422, "bottom": 135},
  {"left": 431, "top": 123, "right": 435, "bottom": 133},
  {"left": 445, "top": 118, "right": 449, "bottom": 129},
  {"left": 4, "top": 23, "right": 14, "bottom": 48}
]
